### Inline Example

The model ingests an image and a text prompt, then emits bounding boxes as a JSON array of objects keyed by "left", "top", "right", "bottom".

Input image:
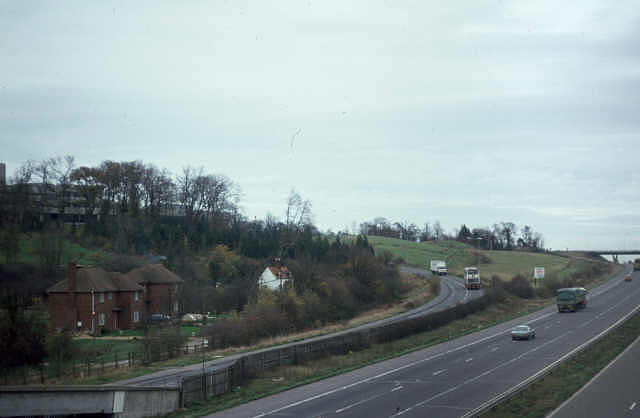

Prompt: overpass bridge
[{"left": 562, "top": 250, "right": 640, "bottom": 263}]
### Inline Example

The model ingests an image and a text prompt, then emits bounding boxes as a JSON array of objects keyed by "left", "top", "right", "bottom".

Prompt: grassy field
[
  {"left": 367, "top": 236, "right": 479, "bottom": 270},
  {"left": 475, "top": 250, "right": 570, "bottom": 281},
  {"left": 367, "top": 236, "right": 571, "bottom": 281},
  {"left": 73, "top": 337, "right": 142, "bottom": 359}
]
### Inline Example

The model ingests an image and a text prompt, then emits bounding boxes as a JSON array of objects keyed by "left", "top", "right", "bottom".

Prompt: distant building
[
  {"left": 47, "top": 262, "right": 183, "bottom": 333},
  {"left": 0, "top": 162, "right": 5, "bottom": 185},
  {"left": 0, "top": 182, "right": 102, "bottom": 226},
  {"left": 258, "top": 258, "right": 292, "bottom": 291}
]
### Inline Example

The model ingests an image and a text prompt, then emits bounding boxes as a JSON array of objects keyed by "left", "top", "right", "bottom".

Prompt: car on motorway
[
  {"left": 625, "top": 274, "right": 632, "bottom": 282},
  {"left": 511, "top": 325, "right": 535, "bottom": 340}
]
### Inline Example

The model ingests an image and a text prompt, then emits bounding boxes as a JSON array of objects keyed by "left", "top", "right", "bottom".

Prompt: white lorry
[
  {"left": 430, "top": 260, "right": 448, "bottom": 276},
  {"left": 463, "top": 267, "right": 481, "bottom": 289}
]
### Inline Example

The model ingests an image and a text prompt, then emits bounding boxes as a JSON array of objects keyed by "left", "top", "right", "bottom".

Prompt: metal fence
[
  {"left": 1, "top": 342, "right": 209, "bottom": 385},
  {"left": 180, "top": 295, "right": 491, "bottom": 405}
]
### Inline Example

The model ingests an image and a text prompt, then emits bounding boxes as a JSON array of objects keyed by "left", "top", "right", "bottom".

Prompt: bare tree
[
  {"left": 421, "top": 222, "right": 432, "bottom": 241},
  {"left": 285, "top": 189, "right": 312, "bottom": 231},
  {"left": 433, "top": 220, "right": 444, "bottom": 240},
  {"left": 500, "top": 222, "right": 517, "bottom": 249}
]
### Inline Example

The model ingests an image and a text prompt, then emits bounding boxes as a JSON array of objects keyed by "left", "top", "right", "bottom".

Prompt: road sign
[{"left": 534, "top": 267, "right": 545, "bottom": 280}]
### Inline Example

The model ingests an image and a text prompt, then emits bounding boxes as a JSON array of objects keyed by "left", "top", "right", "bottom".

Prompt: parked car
[
  {"left": 511, "top": 325, "right": 535, "bottom": 340},
  {"left": 148, "top": 313, "right": 172, "bottom": 323}
]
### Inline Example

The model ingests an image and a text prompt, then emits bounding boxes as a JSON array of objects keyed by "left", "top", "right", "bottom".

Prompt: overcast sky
[{"left": 2, "top": 1, "right": 639, "bottom": 254}]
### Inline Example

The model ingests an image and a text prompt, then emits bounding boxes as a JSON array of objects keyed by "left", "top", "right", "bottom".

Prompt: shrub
[
  {"left": 429, "top": 277, "right": 441, "bottom": 295},
  {"left": 504, "top": 274, "right": 534, "bottom": 299},
  {"left": 487, "top": 275, "right": 507, "bottom": 303}
]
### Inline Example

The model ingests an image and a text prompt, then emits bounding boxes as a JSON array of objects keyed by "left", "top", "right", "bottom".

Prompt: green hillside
[
  {"left": 0, "top": 233, "right": 101, "bottom": 266},
  {"left": 366, "top": 236, "right": 571, "bottom": 281}
]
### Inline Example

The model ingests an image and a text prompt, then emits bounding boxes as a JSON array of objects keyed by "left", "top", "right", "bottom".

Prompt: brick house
[{"left": 47, "top": 262, "right": 183, "bottom": 333}]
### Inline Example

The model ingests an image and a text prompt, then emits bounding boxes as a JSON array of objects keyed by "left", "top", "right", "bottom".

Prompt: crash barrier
[{"left": 181, "top": 294, "right": 491, "bottom": 405}]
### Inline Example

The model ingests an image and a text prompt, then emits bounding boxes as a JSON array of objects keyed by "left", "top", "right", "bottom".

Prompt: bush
[
  {"left": 487, "top": 275, "right": 507, "bottom": 303},
  {"left": 504, "top": 274, "right": 534, "bottom": 299},
  {"left": 429, "top": 277, "right": 441, "bottom": 295},
  {"left": 142, "top": 327, "right": 188, "bottom": 363}
]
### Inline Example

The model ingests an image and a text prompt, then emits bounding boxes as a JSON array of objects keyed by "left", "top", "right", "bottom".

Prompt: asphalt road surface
[
  {"left": 549, "top": 311, "right": 640, "bottom": 417},
  {"left": 206, "top": 266, "right": 638, "bottom": 418},
  {"left": 117, "top": 267, "right": 480, "bottom": 387}
]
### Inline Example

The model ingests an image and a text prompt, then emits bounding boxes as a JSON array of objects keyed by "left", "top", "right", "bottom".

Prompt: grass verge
[{"left": 481, "top": 309, "right": 640, "bottom": 418}]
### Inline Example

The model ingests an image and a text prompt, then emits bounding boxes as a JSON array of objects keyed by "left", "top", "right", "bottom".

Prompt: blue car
[{"left": 511, "top": 325, "right": 536, "bottom": 340}]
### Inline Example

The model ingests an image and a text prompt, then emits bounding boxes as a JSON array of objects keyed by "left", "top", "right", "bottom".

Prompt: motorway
[
  {"left": 117, "top": 267, "right": 480, "bottom": 387},
  {"left": 549, "top": 308, "right": 640, "bottom": 417},
  {"left": 206, "top": 266, "right": 638, "bottom": 418}
]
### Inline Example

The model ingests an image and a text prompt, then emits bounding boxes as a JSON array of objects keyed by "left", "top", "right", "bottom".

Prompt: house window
[
  {"left": 135, "top": 291, "right": 140, "bottom": 301},
  {"left": 99, "top": 292, "right": 104, "bottom": 303},
  {"left": 133, "top": 311, "right": 139, "bottom": 322},
  {"left": 108, "top": 292, "right": 113, "bottom": 300},
  {"left": 98, "top": 312, "right": 105, "bottom": 326}
]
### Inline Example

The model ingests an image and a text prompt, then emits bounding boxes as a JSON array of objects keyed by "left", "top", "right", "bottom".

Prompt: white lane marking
[
  {"left": 486, "top": 302, "right": 640, "bottom": 418},
  {"left": 250, "top": 310, "right": 556, "bottom": 418},
  {"left": 433, "top": 369, "right": 446, "bottom": 376},
  {"left": 598, "top": 289, "right": 640, "bottom": 316},
  {"left": 391, "top": 386, "right": 403, "bottom": 392},
  {"left": 545, "top": 325, "right": 551, "bottom": 329},
  {"left": 335, "top": 391, "right": 389, "bottom": 414},
  {"left": 391, "top": 332, "right": 571, "bottom": 417},
  {"left": 490, "top": 347, "right": 499, "bottom": 352},
  {"left": 465, "top": 358, "right": 473, "bottom": 363},
  {"left": 630, "top": 402, "right": 636, "bottom": 411}
]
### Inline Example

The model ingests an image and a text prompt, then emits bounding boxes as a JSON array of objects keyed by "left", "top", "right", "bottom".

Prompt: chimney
[{"left": 68, "top": 261, "right": 77, "bottom": 292}]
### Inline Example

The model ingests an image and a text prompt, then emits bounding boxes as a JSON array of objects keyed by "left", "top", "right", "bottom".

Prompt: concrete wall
[{"left": 0, "top": 386, "right": 180, "bottom": 418}]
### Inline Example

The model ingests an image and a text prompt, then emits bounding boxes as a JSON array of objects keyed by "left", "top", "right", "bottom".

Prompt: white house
[{"left": 259, "top": 265, "right": 292, "bottom": 291}]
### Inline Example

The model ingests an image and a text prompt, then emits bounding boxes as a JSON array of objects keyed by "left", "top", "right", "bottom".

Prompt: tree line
[{"left": 359, "top": 218, "right": 545, "bottom": 251}]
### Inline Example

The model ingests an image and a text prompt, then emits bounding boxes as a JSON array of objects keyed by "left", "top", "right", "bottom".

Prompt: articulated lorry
[
  {"left": 556, "top": 287, "right": 587, "bottom": 312},
  {"left": 430, "top": 260, "right": 448, "bottom": 276},
  {"left": 463, "top": 267, "right": 481, "bottom": 289}
]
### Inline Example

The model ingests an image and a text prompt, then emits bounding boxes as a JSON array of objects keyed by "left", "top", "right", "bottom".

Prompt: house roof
[
  {"left": 47, "top": 264, "right": 181, "bottom": 294},
  {"left": 267, "top": 266, "right": 291, "bottom": 278},
  {"left": 47, "top": 267, "right": 144, "bottom": 293},
  {"left": 127, "top": 264, "right": 184, "bottom": 285}
]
